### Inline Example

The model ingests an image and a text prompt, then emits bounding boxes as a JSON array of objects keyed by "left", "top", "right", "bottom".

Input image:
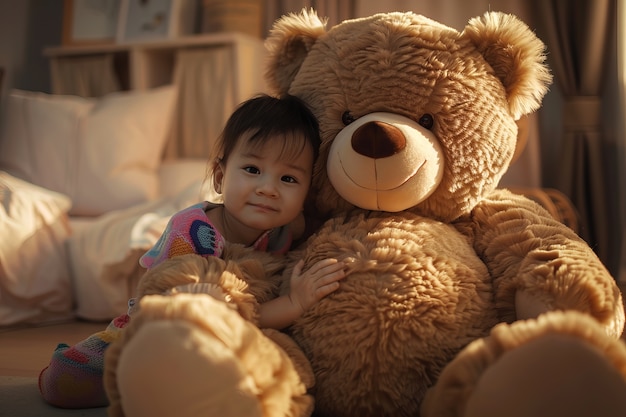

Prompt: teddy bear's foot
[
  {"left": 463, "top": 332, "right": 626, "bottom": 417},
  {"left": 116, "top": 319, "right": 263, "bottom": 417},
  {"left": 422, "top": 311, "right": 626, "bottom": 417},
  {"left": 105, "top": 293, "right": 313, "bottom": 417}
]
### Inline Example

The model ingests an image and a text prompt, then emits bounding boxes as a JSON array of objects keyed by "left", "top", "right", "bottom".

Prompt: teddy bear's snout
[
  {"left": 351, "top": 121, "right": 406, "bottom": 158},
  {"left": 327, "top": 111, "right": 444, "bottom": 211}
]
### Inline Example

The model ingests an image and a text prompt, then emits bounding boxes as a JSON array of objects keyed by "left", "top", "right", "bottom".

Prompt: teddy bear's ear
[
  {"left": 462, "top": 12, "right": 553, "bottom": 120},
  {"left": 264, "top": 8, "right": 328, "bottom": 95}
]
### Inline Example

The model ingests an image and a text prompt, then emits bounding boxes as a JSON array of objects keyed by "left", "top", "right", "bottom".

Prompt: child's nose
[{"left": 256, "top": 178, "right": 279, "bottom": 196}]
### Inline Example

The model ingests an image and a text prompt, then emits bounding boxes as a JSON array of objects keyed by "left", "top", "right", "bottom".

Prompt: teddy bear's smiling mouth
[
  {"left": 326, "top": 112, "right": 445, "bottom": 211},
  {"left": 339, "top": 157, "right": 427, "bottom": 191}
]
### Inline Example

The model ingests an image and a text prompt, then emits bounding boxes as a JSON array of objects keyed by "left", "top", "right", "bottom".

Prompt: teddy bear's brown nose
[{"left": 351, "top": 121, "right": 406, "bottom": 158}]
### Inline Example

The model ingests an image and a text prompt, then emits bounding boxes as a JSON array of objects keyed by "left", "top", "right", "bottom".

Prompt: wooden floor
[
  {"left": 0, "top": 320, "right": 106, "bottom": 378},
  {"left": 0, "top": 320, "right": 109, "bottom": 417}
]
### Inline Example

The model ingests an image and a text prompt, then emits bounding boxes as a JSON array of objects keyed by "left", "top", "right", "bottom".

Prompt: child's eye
[
  {"left": 281, "top": 175, "right": 298, "bottom": 184},
  {"left": 243, "top": 166, "right": 260, "bottom": 174}
]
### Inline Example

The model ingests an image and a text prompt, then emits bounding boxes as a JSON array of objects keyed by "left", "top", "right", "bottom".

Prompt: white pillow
[
  {"left": 0, "top": 171, "right": 74, "bottom": 326},
  {"left": 0, "top": 86, "right": 177, "bottom": 216}
]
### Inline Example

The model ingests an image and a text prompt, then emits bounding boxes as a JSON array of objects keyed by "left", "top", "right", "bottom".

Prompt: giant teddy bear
[{"left": 103, "top": 9, "right": 626, "bottom": 417}]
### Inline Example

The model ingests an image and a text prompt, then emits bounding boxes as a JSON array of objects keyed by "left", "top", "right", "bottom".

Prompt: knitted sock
[{"left": 39, "top": 314, "right": 130, "bottom": 409}]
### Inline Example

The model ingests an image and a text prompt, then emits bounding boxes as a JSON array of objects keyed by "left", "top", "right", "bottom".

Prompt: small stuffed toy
[{"left": 104, "top": 9, "right": 626, "bottom": 417}]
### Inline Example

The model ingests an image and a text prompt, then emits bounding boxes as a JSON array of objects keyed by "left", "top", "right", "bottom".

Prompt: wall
[
  {"left": 0, "top": 0, "right": 63, "bottom": 97},
  {"left": 356, "top": 0, "right": 533, "bottom": 30}
]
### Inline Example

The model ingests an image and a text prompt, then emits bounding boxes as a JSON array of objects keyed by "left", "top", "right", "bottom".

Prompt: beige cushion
[{"left": 0, "top": 86, "right": 177, "bottom": 216}]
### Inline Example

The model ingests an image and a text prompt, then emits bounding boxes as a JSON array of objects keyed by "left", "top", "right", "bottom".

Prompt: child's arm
[{"left": 258, "top": 258, "right": 347, "bottom": 329}]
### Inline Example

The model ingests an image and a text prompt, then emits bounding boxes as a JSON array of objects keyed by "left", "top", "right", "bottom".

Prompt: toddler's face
[{"left": 215, "top": 134, "right": 314, "bottom": 233}]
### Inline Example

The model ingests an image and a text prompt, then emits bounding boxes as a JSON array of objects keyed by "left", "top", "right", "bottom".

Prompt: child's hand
[{"left": 288, "top": 258, "right": 347, "bottom": 313}]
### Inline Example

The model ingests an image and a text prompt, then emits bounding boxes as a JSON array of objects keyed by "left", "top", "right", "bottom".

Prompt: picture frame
[
  {"left": 62, "top": 0, "right": 121, "bottom": 46},
  {"left": 116, "top": 0, "right": 196, "bottom": 43}
]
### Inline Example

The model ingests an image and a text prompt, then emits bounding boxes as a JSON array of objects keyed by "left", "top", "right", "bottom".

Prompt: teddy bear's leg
[
  {"left": 421, "top": 311, "right": 626, "bottom": 417},
  {"left": 115, "top": 319, "right": 263, "bottom": 417},
  {"left": 104, "top": 293, "right": 314, "bottom": 417},
  {"left": 464, "top": 332, "right": 626, "bottom": 417}
]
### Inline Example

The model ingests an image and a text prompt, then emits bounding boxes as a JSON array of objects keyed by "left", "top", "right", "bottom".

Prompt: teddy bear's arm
[{"left": 456, "top": 188, "right": 624, "bottom": 338}]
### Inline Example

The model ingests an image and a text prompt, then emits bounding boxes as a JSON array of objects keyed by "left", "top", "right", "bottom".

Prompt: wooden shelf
[
  {"left": 44, "top": 31, "right": 267, "bottom": 97},
  {"left": 43, "top": 32, "right": 262, "bottom": 57}
]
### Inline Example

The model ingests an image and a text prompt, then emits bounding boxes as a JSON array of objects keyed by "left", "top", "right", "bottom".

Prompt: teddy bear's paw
[
  {"left": 166, "top": 281, "right": 231, "bottom": 302},
  {"left": 515, "top": 284, "right": 625, "bottom": 339},
  {"left": 106, "top": 293, "right": 313, "bottom": 417},
  {"left": 421, "top": 310, "right": 626, "bottom": 417},
  {"left": 134, "top": 253, "right": 263, "bottom": 323}
]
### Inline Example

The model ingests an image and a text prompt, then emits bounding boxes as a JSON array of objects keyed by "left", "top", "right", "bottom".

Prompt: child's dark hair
[{"left": 213, "top": 94, "right": 320, "bottom": 165}]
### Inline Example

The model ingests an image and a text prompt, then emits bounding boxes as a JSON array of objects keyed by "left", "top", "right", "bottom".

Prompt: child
[{"left": 39, "top": 94, "right": 346, "bottom": 408}]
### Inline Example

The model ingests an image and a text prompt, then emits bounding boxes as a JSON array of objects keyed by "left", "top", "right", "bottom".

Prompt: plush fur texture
[
  {"left": 265, "top": 10, "right": 552, "bottom": 221},
  {"left": 264, "top": 9, "right": 625, "bottom": 417},
  {"left": 132, "top": 246, "right": 286, "bottom": 325},
  {"left": 104, "top": 9, "right": 626, "bottom": 417},
  {"left": 284, "top": 210, "right": 498, "bottom": 415}
]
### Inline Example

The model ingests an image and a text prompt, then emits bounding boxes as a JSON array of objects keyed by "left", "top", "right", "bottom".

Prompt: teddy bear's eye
[
  {"left": 342, "top": 111, "right": 356, "bottom": 126},
  {"left": 418, "top": 114, "right": 434, "bottom": 130}
]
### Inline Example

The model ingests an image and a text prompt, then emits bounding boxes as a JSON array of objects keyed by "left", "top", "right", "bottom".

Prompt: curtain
[
  {"left": 50, "top": 54, "right": 120, "bottom": 97},
  {"left": 163, "top": 47, "right": 235, "bottom": 159},
  {"left": 532, "top": 0, "right": 616, "bottom": 270}
]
